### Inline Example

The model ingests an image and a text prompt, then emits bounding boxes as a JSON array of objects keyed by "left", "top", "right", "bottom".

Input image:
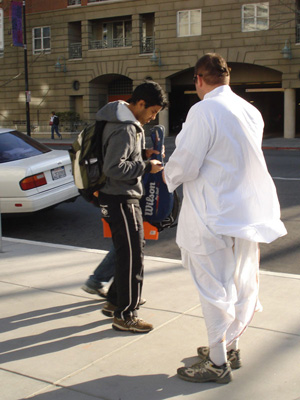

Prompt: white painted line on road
[
  {"left": 272, "top": 177, "right": 300, "bottom": 181},
  {"left": 260, "top": 269, "right": 300, "bottom": 280},
  {"left": 2, "top": 237, "right": 109, "bottom": 255}
]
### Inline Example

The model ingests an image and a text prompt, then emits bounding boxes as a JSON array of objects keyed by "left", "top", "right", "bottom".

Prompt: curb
[
  {"left": 38, "top": 138, "right": 300, "bottom": 151},
  {"left": 45, "top": 143, "right": 300, "bottom": 151},
  {"left": 43, "top": 142, "right": 73, "bottom": 147},
  {"left": 262, "top": 146, "right": 300, "bottom": 151}
]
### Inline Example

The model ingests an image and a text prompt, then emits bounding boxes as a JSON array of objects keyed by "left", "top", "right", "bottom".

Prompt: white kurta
[{"left": 165, "top": 85, "right": 287, "bottom": 256}]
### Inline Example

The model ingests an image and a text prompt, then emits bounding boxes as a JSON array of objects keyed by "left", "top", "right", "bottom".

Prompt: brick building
[{"left": 0, "top": 0, "right": 299, "bottom": 137}]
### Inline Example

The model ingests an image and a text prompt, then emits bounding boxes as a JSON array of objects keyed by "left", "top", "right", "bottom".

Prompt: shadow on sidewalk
[
  {"left": 26, "top": 373, "right": 216, "bottom": 400},
  {"left": 0, "top": 300, "right": 114, "bottom": 364},
  {"left": 0, "top": 300, "right": 103, "bottom": 334}
]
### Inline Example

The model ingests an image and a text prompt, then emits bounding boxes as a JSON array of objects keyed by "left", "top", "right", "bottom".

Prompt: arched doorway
[
  {"left": 168, "top": 63, "right": 283, "bottom": 137},
  {"left": 88, "top": 74, "right": 132, "bottom": 121}
]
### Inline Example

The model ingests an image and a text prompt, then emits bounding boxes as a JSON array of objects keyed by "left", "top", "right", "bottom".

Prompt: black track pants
[{"left": 100, "top": 197, "right": 145, "bottom": 319}]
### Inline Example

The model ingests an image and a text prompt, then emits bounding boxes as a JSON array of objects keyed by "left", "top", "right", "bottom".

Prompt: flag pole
[{"left": 22, "top": 0, "right": 31, "bottom": 136}]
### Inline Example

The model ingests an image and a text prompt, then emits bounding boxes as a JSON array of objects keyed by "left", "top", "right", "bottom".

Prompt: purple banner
[{"left": 11, "top": 2, "right": 23, "bottom": 47}]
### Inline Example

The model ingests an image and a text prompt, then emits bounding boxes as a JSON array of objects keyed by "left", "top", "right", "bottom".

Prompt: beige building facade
[{"left": 0, "top": 0, "right": 299, "bottom": 137}]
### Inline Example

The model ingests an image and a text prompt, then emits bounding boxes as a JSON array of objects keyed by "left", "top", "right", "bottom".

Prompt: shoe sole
[
  {"left": 81, "top": 285, "right": 107, "bottom": 299},
  {"left": 101, "top": 309, "right": 114, "bottom": 317},
  {"left": 177, "top": 371, "right": 232, "bottom": 384},
  {"left": 112, "top": 322, "right": 152, "bottom": 334}
]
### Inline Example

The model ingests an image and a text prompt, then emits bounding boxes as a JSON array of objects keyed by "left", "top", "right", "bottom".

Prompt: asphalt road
[{"left": 1, "top": 145, "right": 300, "bottom": 275}]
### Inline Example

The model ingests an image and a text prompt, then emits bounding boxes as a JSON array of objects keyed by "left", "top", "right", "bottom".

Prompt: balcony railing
[
  {"left": 89, "top": 37, "right": 132, "bottom": 49},
  {"left": 296, "top": 23, "right": 300, "bottom": 44},
  {"left": 140, "top": 36, "right": 154, "bottom": 54},
  {"left": 68, "top": 0, "right": 81, "bottom": 5},
  {"left": 69, "top": 43, "right": 82, "bottom": 59}
]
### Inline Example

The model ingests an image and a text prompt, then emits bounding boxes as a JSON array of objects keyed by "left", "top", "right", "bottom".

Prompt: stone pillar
[
  {"left": 158, "top": 92, "right": 169, "bottom": 136},
  {"left": 284, "top": 88, "right": 296, "bottom": 139},
  {"left": 159, "top": 107, "right": 169, "bottom": 136}
]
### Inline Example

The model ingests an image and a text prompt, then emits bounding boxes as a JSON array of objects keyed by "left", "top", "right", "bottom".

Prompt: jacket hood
[{"left": 95, "top": 101, "right": 143, "bottom": 132}]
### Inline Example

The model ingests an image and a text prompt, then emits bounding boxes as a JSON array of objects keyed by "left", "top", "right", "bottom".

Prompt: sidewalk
[
  {"left": 1, "top": 237, "right": 300, "bottom": 400},
  {"left": 34, "top": 133, "right": 300, "bottom": 151}
]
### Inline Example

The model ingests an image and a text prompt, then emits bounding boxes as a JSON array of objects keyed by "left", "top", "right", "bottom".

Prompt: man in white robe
[{"left": 164, "top": 53, "right": 287, "bottom": 384}]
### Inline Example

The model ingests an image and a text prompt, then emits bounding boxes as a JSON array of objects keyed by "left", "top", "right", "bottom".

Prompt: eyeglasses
[{"left": 193, "top": 73, "right": 203, "bottom": 84}]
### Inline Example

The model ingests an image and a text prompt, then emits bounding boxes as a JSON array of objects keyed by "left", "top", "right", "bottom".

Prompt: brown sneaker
[
  {"left": 197, "top": 346, "right": 242, "bottom": 369},
  {"left": 101, "top": 301, "right": 117, "bottom": 317},
  {"left": 177, "top": 359, "right": 232, "bottom": 384},
  {"left": 112, "top": 316, "right": 153, "bottom": 333}
]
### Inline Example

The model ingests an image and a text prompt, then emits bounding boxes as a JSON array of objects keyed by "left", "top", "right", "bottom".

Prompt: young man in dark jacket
[{"left": 95, "top": 81, "right": 168, "bottom": 333}]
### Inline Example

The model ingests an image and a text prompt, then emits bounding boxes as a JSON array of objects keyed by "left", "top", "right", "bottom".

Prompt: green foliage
[
  {"left": 57, "top": 111, "right": 80, "bottom": 123},
  {"left": 56, "top": 111, "right": 85, "bottom": 132}
]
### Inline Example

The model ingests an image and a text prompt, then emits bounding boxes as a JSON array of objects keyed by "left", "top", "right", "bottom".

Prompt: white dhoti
[{"left": 181, "top": 238, "right": 261, "bottom": 347}]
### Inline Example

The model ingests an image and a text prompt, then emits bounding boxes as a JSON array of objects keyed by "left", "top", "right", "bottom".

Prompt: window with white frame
[
  {"left": 32, "top": 27, "right": 51, "bottom": 54},
  {"left": 242, "top": 3, "right": 269, "bottom": 32},
  {"left": 177, "top": 9, "right": 201, "bottom": 37}
]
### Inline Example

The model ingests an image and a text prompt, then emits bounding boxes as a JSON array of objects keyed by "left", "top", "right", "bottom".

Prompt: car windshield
[{"left": 0, "top": 130, "right": 51, "bottom": 163}]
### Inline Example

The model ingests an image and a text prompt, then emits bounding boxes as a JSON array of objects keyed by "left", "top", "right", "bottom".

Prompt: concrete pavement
[{"left": 1, "top": 237, "right": 300, "bottom": 400}]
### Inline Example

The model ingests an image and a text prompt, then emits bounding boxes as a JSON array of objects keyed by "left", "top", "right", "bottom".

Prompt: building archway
[
  {"left": 168, "top": 63, "right": 283, "bottom": 137},
  {"left": 88, "top": 74, "right": 132, "bottom": 122}
]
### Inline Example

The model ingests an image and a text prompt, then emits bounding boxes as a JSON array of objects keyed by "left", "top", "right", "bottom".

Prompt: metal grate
[
  {"left": 89, "top": 38, "right": 132, "bottom": 49},
  {"left": 108, "top": 77, "right": 133, "bottom": 95},
  {"left": 68, "top": 0, "right": 81, "bottom": 5},
  {"left": 296, "top": 24, "right": 300, "bottom": 44},
  {"left": 69, "top": 43, "right": 82, "bottom": 59},
  {"left": 140, "top": 36, "right": 154, "bottom": 54}
]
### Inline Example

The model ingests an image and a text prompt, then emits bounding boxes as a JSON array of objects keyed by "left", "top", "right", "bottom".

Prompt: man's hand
[
  {"left": 145, "top": 146, "right": 165, "bottom": 159},
  {"left": 145, "top": 148, "right": 159, "bottom": 159},
  {"left": 150, "top": 159, "right": 164, "bottom": 174}
]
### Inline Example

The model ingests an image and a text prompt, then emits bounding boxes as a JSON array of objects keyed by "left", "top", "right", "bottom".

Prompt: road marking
[{"left": 272, "top": 177, "right": 300, "bottom": 181}]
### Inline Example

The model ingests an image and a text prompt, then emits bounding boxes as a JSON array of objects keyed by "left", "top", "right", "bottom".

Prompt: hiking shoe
[
  {"left": 112, "top": 316, "right": 153, "bottom": 333},
  {"left": 101, "top": 301, "right": 117, "bottom": 317},
  {"left": 197, "top": 346, "right": 241, "bottom": 370},
  {"left": 81, "top": 282, "right": 108, "bottom": 299},
  {"left": 177, "top": 359, "right": 232, "bottom": 384}
]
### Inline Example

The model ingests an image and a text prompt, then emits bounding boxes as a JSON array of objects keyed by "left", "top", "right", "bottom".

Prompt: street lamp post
[
  {"left": 0, "top": 210, "right": 2, "bottom": 253},
  {"left": 23, "top": 0, "right": 31, "bottom": 136}
]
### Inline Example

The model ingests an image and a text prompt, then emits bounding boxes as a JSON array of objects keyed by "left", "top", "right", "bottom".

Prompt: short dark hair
[
  {"left": 128, "top": 81, "right": 169, "bottom": 110},
  {"left": 195, "top": 53, "right": 230, "bottom": 86}
]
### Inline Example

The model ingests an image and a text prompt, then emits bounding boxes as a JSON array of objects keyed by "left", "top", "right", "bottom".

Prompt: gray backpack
[{"left": 68, "top": 121, "right": 107, "bottom": 204}]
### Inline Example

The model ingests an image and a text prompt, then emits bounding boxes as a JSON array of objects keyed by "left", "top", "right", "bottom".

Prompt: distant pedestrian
[
  {"left": 164, "top": 53, "right": 287, "bottom": 384},
  {"left": 50, "top": 111, "right": 62, "bottom": 140}
]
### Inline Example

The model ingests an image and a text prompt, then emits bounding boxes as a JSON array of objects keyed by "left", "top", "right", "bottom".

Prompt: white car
[{"left": 0, "top": 128, "right": 79, "bottom": 213}]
